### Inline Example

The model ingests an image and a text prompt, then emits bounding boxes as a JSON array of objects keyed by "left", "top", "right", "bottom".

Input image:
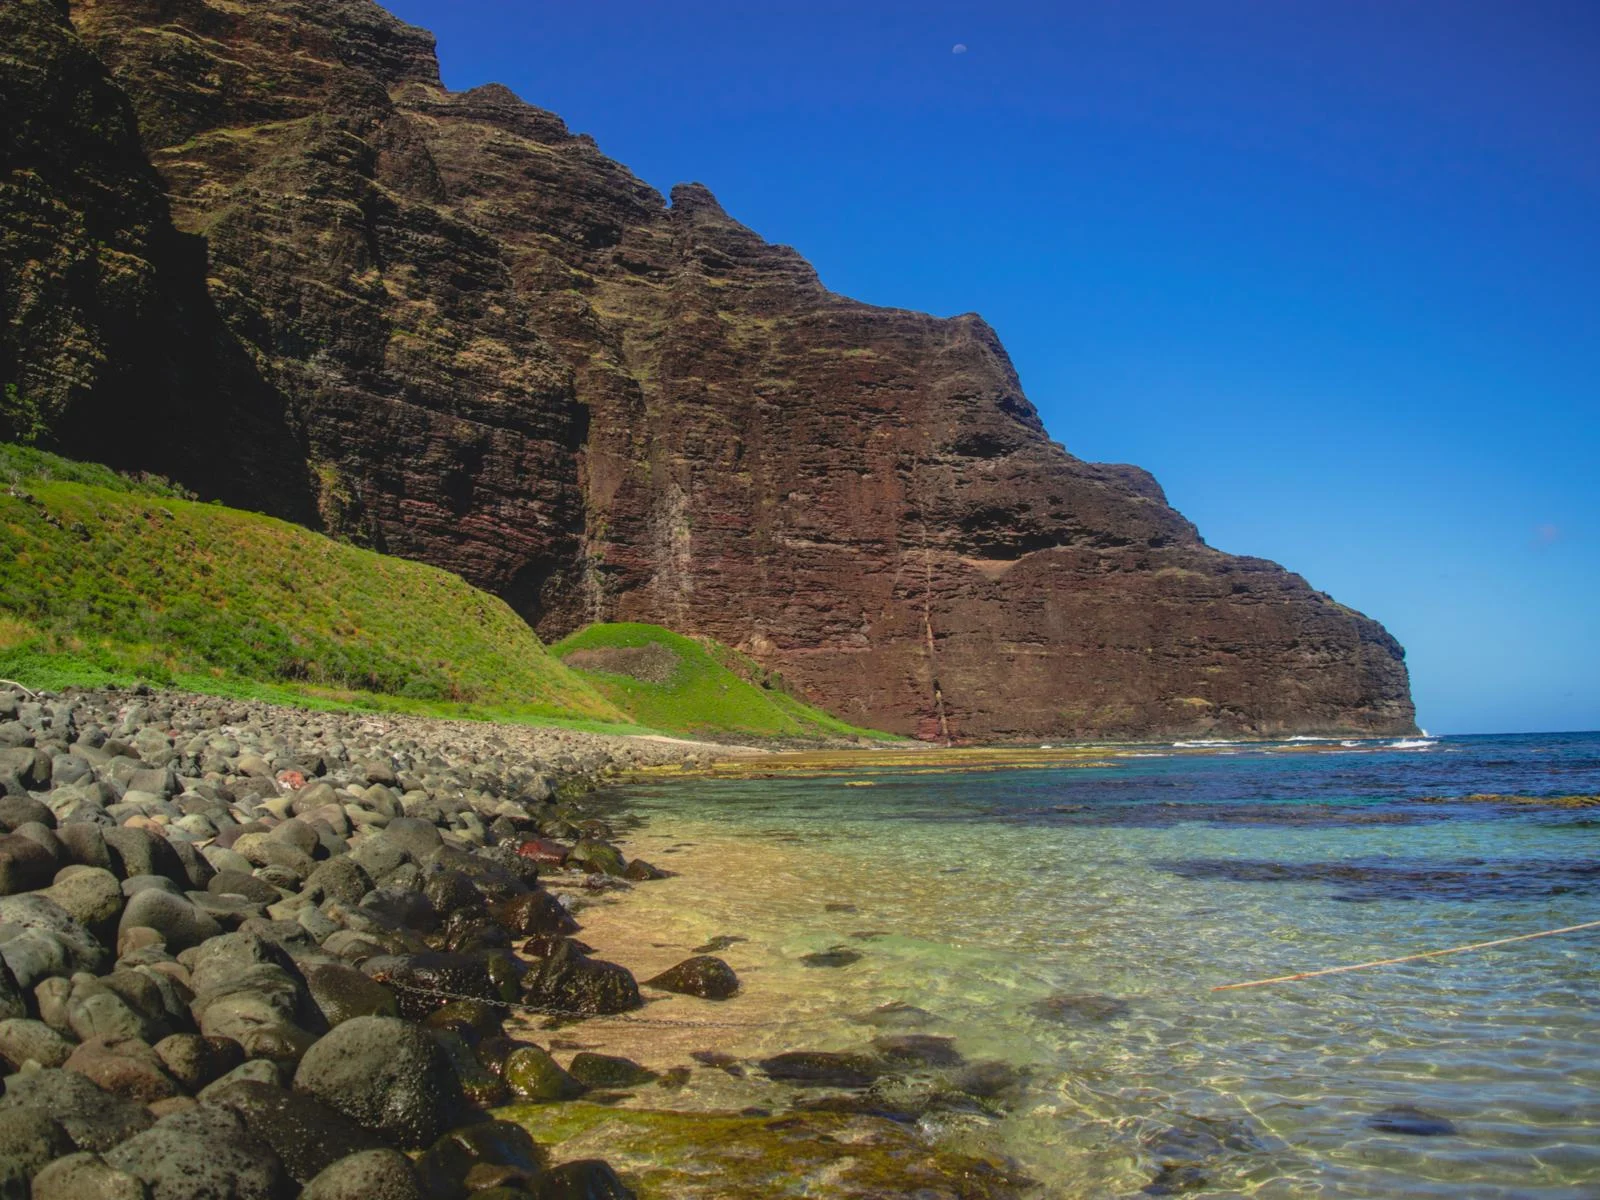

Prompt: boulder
[
  {"left": 415, "top": 1120, "right": 547, "bottom": 1197},
  {"left": 503, "top": 1044, "right": 585, "bottom": 1102},
  {"left": 117, "top": 890, "right": 221, "bottom": 953},
  {"left": 0, "top": 893, "right": 109, "bottom": 987},
  {"left": 566, "top": 1052, "right": 659, "bottom": 1089},
  {"left": 207, "top": 871, "right": 282, "bottom": 906},
  {"left": 203, "top": 1079, "right": 389, "bottom": 1184},
  {"left": 289, "top": 782, "right": 340, "bottom": 818},
  {"left": 0, "top": 1111, "right": 74, "bottom": 1199},
  {"left": 487, "top": 891, "right": 578, "bottom": 938},
  {"left": 292, "top": 1015, "right": 465, "bottom": 1148},
  {"left": 303, "top": 962, "right": 399, "bottom": 1026},
  {"left": 30, "top": 1152, "right": 151, "bottom": 1200},
  {"left": 514, "top": 838, "right": 569, "bottom": 868},
  {"left": 0, "top": 1067, "right": 155, "bottom": 1151},
  {"left": 0, "top": 832, "right": 56, "bottom": 895},
  {"left": 365, "top": 950, "right": 520, "bottom": 1019},
  {"left": 0, "top": 794, "right": 54, "bottom": 831},
  {"left": 521, "top": 941, "right": 640, "bottom": 1017},
  {"left": 302, "top": 857, "right": 373, "bottom": 906},
  {"left": 423, "top": 870, "right": 483, "bottom": 918},
  {"left": 105, "top": 1101, "right": 288, "bottom": 1200},
  {"left": 643, "top": 956, "right": 739, "bottom": 1000},
  {"left": 0, "top": 958, "right": 20, "bottom": 1022},
  {"left": 101, "top": 828, "right": 184, "bottom": 886},
  {"left": 301, "top": 1149, "right": 424, "bottom": 1200},
  {"left": 0, "top": 747, "right": 50, "bottom": 790},
  {"left": 0, "top": 1016, "right": 75, "bottom": 1069},
  {"left": 567, "top": 840, "right": 626, "bottom": 877},
  {"left": 535, "top": 1160, "right": 637, "bottom": 1200},
  {"left": 359, "top": 887, "right": 440, "bottom": 934},
  {"left": 197, "top": 1058, "right": 290, "bottom": 1100},
  {"left": 153, "top": 1034, "right": 245, "bottom": 1093},
  {"left": 428, "top": 1028, "right": 508, "bottom": 1107},
  {"left": 57, "top": 823, "right": 115, "bottom": 871},
  {"left": 44, "top": 866, "right": 125, "bottom": 939},
  {"left": 64, "top": 1035, "right": 181, "bottom": 1103},
  {"left": 65, "top": 976, "right": 168, "bottom": 1044},
  {"left": 375, "top": 817, "right": 440, "bottom": 861}
]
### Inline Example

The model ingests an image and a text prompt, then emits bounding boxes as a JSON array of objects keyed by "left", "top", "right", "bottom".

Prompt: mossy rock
[
  {"left": 494, "top": 1102, "right": 1030, "bottom": 1199},
  {"left": 503, "top": 1045, "right": 585, "bottom": 1103}
]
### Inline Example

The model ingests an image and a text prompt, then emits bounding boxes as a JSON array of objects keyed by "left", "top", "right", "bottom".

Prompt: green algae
[{"left": 497, "top": 1101, "right": 1031, "bottom": 1199}]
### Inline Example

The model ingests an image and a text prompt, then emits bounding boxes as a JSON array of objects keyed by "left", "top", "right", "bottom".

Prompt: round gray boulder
[
  {"left": 292, "top": 1015, "right": 464, "bottom": 1148},
  {"left": 105, "top": 1102, "right": 287, "bottom": 1200},
  {"left": 301, "top": 1149, "right": 423, "bottom": 1200},
  {"left": 30, "top": 1152, "right": 151, "bottom": 1200},
  {"left": 117, "top": 890, "right": 221, "bottom": 954}
]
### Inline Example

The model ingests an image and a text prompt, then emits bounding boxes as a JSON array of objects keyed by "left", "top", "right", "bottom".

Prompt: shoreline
[{"left": 0, "top": 682, "right": 1034, "bottom": 1199}]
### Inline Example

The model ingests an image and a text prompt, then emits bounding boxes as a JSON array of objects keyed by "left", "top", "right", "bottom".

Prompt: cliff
[{"left": 1, "top": 0, "right": 1416, "bottom": 739}]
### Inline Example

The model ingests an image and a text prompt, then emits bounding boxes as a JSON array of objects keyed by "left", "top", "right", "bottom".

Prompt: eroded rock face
[{"left": 9, "top": 0, "right": 1417, "bottom": 739}]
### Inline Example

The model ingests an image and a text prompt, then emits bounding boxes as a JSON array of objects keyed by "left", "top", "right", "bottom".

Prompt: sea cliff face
[{"left": 2, "top": 0, "right": 1416, "bottom": 738}]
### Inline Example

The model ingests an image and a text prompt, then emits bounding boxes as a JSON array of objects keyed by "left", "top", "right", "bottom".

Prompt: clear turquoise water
[{"left": 591, "top": 734, "right": 1600, "bottom": 1198}]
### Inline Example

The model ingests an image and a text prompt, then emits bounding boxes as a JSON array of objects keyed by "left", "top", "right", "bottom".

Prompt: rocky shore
[
  {"left": 0, "top": 683, "right": 1035, "bottom": 1199},
  {"left": 0, "top": 683, "right": 746, "bottom": 1198}
]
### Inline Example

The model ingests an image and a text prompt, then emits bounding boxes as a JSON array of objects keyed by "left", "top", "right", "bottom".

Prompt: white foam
[
  {"left": 1286, "top": 735, "right": 1336, "bottom": 742},
  {"left": 1172, "top": 739, "right": 1239, "bottom": 748},
  {"left": 1387, "top": 738, "right": 1438, "bottom": 750}
]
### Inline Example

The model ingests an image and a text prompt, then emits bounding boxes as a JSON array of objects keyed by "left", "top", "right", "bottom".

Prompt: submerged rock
[
  {"left": 1366, "top": 1105, "right": 1458, "bottom": 1137},
  {"left": 567, "top": 1052, "right": 659, "bottom": 1089},
  {"left": 799, "top": 946, "right": 862, "bottom": 969},
  {"left": 689, "top": 934, "right": 746, "bottom": 955},
  {"left": 870, "top": 1033, "right": 964, "bottom": 1068},
  {"left": 852, "top": 1001, "right": 936, "bottom": 1030},
  {"left": 1028, "top": 992, "right": 1130, "bottom": 1023},
  {"left": 756, "top": 1050, "right": 884, "bottom": 1089}
]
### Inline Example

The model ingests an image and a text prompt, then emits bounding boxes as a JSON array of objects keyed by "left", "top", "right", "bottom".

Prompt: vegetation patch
[
  {"left": 0, "top": 442, "right": 629, "bottom": 727},
  {"left": 552, "top": 622, "right": 892, "bottom": 742},
  {"left": 497, "top": 1102, "right": 1028, "bottom": 1199}
]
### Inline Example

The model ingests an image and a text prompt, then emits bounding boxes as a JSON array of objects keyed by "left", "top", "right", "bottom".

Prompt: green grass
[
  {"left": 551, "top": 622, "right": 893, "bottom": 742},
  {"left": 0, "top": 443, "right": 631, "bottom": 727}
]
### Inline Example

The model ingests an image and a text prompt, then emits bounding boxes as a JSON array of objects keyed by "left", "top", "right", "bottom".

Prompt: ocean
[{"left": 573, "top": 733, "right": 1600, "bottom": 1198}]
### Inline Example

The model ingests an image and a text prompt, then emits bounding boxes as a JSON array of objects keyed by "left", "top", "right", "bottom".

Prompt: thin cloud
[{"left": 951, "top": 43, "right": 968, "bottom": 55}]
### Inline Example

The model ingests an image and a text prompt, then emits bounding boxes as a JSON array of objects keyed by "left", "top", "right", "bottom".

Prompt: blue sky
[{"left": 388, "top": 1, "right": 1599, "bottom": 734}]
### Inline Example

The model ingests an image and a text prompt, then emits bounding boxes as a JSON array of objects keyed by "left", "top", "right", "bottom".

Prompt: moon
[{"left": 952, "top": 43, "right": 968, "bottom": 55}]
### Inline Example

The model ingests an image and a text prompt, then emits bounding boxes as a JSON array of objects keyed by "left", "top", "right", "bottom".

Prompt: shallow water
[{"left": 571, "top": 733, "right": 1600, "bottom": 1198}]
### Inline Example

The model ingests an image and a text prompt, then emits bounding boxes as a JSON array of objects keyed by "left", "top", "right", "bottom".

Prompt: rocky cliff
[{"left": 2, "top": 0, "right": 1416, "bottom": 739}]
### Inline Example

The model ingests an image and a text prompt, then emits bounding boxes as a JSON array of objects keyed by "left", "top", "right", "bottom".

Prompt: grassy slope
[
  {"left": 551, "top": 622, "right": 892, "bottom": 741},
  {"left": 0, "top": 445, "right": 635, "bottom": 728}
]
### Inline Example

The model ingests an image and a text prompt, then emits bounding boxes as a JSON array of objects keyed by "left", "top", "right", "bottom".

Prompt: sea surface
[{"left": 577, "top": 733, "right": 1600, "bottom": 1198}]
